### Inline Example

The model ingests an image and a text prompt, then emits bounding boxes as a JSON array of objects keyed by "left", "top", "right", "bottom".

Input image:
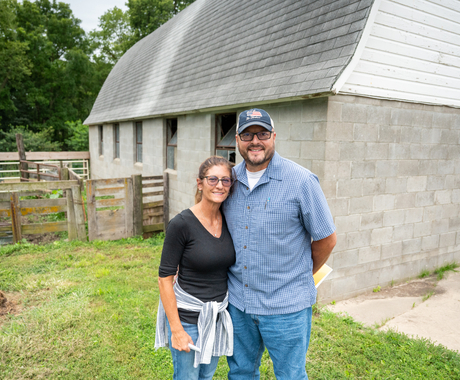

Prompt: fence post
[
  {"left": 16, "top": 134, "right": 28, "bottom": 182},
  {"left": 61, "top": 167, "right": 69, "bottom": 181},
  {"left": 132, "top": 174, "right": 143, "bottom": 237},
  {"left": 66, "top": 189, "right": 77, "bottom": 240},
  {"left": 71, "top": 185, "right": 86, "bottom": 241},
  {"left": 86, "top": 180, "right": 97, "bottom": 241},
  {"left": 10, "top": 192, "right": 22, "bottom": 243},
  {"left": 124, "top": 178, "right": 134, "bottom": 238},
  {"left": 163, "top": 171, "right": 169, "bottom": 232}
]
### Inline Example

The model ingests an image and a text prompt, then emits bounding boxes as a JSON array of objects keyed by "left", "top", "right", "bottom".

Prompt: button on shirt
[{"left": 222, "top": 152, "right": 336, "bottom": 315}]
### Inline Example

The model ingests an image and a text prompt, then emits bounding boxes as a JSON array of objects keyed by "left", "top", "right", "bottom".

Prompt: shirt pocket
[{"left": 264, "top": 200, "right": 300, "bottom": 235}]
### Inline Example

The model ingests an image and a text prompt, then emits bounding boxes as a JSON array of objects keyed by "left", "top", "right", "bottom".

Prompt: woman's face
[{"left": 197, "top": 165, "right": 232, "bottom": 205}]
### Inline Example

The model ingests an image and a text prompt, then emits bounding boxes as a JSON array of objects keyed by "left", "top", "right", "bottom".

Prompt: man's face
[{"left": 236, "top": 125, "right": 276, "bottom": 172}]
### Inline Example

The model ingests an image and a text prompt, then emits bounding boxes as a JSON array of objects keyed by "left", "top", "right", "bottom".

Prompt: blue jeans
[
  {"left": 227, "top": 304, "right": 312, "bottom": 380},
  {"left": 166, "top": 320, "right": 220, "bottom": 380}
]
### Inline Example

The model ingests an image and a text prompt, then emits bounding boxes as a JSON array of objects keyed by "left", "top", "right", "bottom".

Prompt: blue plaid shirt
[{"left": 222, "top": 152, "right": 335, "bottom": 315}]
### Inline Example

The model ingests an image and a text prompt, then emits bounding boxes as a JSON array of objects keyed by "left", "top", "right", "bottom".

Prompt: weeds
[
  {"left": 434, "top": 263, "right": 459, "bottom": 280},
  {"left": 373, "top": 285, "right": 381, "bottom": 293},
  {"left": 422, "top": 291, "right": 435, "bottom": 302}
]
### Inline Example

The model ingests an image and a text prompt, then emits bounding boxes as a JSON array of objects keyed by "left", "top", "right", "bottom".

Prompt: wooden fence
[{"left": 0, "top": 180, "right": 86, "bottom": 244}]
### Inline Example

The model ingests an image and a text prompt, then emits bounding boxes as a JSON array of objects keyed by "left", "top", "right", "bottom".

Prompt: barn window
[
  {"left": 166, "top": 118, "right": 177, "bottom": 170},
  {"left": 215, "top": 113, "right": 236, "bottom": 164},
  {"left": 114, "top": 123, "right": 120, "bottom": 159},
  {"left": 98, "top": 125, "right": 104, "bottom": 156},
  {"left": 135, "top": 121, "right": 142, "bottom": 163}
]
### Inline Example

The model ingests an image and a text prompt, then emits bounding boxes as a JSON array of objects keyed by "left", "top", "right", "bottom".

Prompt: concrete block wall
[
  {"left": 317, "top": 95, "right": 460, "bottom": 302},
  {"left": 167, "top": 113, "right": 214, "bottom": 219},
  {"left": 89, "top": 119, "right": 164, "bottom": 179}
]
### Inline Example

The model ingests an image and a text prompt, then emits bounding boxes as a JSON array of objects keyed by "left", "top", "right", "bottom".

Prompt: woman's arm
[{"left": 158, "top": 275, "right": 193, "bottom": 352}]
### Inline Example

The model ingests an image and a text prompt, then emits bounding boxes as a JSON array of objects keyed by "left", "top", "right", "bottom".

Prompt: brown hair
[{"left": 195, "top": 156, "right": 236, "bottom": 204}]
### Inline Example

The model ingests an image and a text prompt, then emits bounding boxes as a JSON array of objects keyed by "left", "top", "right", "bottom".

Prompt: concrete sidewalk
[{"left": 327, "top": 270, "right": 460, "bottom": 353}]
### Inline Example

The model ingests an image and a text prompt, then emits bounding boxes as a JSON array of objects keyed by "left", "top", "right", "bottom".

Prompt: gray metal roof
[{"left": 84, "top": 0, "right": 375, "bottom": 125}]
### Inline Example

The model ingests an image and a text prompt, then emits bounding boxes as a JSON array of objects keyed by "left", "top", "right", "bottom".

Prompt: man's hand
[{"left": 311, "top": 232, "right": 336, "bottom": 274}]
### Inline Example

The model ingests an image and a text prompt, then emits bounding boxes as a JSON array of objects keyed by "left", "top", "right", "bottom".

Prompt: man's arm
[{"left": 311, "top": 232, "right": 336, "bottom": 274}]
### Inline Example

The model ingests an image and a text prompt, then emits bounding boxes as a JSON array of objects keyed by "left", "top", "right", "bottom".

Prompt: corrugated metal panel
[{"left": 339, "top": 0, "right": 460, "bottom": 107}]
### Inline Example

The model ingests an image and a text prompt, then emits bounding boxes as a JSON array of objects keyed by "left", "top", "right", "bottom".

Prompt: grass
[{"left": 1, "top": 238, "right": 460, "bottom": 379}]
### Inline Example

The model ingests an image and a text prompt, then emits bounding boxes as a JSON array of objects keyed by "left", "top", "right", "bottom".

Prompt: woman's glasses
[{"left": 203, "top": 176, "right": 233, "bottom": 187}]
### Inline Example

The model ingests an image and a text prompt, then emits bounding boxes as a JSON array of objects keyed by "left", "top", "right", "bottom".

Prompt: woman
[{"left": 155, "top": 156, "right": 236, "bottom": 380}]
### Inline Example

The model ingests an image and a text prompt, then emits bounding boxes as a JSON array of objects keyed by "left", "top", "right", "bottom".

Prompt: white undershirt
[{"left": 246, "top": 168, "right": 266, "bottom": 190}]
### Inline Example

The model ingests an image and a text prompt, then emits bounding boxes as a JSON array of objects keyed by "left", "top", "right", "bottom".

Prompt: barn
[{"left": 84, "top": 0, "right": 460, "bottom": 301}]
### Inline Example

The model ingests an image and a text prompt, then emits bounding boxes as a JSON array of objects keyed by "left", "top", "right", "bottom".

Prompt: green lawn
[{"left": 1, "top": 237, "right": 459, "bottom": 379}]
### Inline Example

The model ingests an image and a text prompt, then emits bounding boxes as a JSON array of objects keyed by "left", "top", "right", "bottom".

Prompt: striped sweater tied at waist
[{"left": 155, "top": 282, "right": 233, "bottom": 368}]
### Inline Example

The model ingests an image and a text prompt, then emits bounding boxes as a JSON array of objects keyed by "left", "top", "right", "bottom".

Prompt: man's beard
[{"left": 239, "top": 143, "right": 275, "bottom": 169}]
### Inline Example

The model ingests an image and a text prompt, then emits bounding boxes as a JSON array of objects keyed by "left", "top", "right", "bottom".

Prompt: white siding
[{"left": 339, "top": 0, "right": 460, "bottom": 107}]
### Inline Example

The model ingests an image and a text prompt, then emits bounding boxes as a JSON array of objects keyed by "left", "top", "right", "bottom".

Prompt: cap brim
[{"left": 238, "top": 121, "right": 273, "bottom": 134}]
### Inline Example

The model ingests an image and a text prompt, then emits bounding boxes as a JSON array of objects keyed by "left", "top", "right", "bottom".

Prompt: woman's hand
[{"left": 171, "top": 329, "right": 194, "bottom": 352}]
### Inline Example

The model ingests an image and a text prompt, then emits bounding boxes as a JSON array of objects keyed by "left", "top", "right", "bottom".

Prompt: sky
[{"left": 65, "top": 0, "right": 128, "bottom": 32}]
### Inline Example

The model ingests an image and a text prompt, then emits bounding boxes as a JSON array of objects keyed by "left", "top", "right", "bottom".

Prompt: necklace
[{"left": 199, "top": 205, "right": 220, "bottom": 237}]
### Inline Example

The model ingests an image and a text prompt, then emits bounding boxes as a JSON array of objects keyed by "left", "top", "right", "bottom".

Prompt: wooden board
[
  {"left": 0, "top": 152, "right": 90, "bottom": 161},
  {"left": 142, "top": 176, "right": 163, "bottom": 181},
  {"left": 142, "top": 191, "right": 163, "bottom": 197},
  {"left": 95, "top": 186, "right": 124, "bottom": 196},
  {"left": 142, "top": 182, "right": 164, "bottom": 188},
  {"left": 22, "top": 221, "right": 67, "bottom": 234},
  {"left": 143, "top": 200, "right": 163, "bottom": 208},
  {"left": 96, "top": 209, "right": 126, "bottom": 229},
  {"left": 95, "top": 197, "right": 124, "bottom": 208},
  {"left": 142, "top": 223, "right": 165, "bottom": 233},
  {"left": 0, "top": 180, "right": 78, "bottom": 191}
]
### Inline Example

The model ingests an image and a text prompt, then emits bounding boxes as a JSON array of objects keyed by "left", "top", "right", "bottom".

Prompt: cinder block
[
  {"left": 393, "top": 224, "right": 414, "bottom": 241},
  {"left": 335, "top": 215, "right": 361, "bottom": 233},
  {"left": 327, "top": 198, "right": 349, "bottom": 217},
  {"left": 360, "top": 212, "right": 383, "bottom": 230},
  {"left": 453, "top": 189, "right": 460, "bottom": 203},
  {"left": 419, "top": 160, "right": 438, "bottom": 175},
  {"left": 391, "top": 109, "right": 413, "bottom": 126},
  {"left": 322, "top": 180, "right": 337, "bottom": 198},
  {"left": 422, "top": 235, "right": 439, "bottom": 251},
  {"left": 300, "top": 141, "right": 325, "bottom": 159},
  {"left": 381, "top": 241, "right": 402, "bottom": 259},
  {"left": 430, "top": 145, "right": 449, "bottom": 160},
  {"left": 331, "top": 275, "right": 357, "bottom": 297},
  {"left": 385, "top": 178, "right": 407, "bottom": 194},
  {"left": 398, "top": 160, "right": 419, "bottom": 176},
  {"left": 443, "top": 204, "right": 460, "bottom": 219},
  {"left": 433, "top": 113, "right": 454, "bottom": 129},
  {"left": 404, "top": 208, "right": 423, "bottom": 223},
  {"left": 411, "top": 110, "right": 433, "bottom": 128},
  {"left": 334, "top": 233, "right": 348, "bottom": 252},
  {"left": 342, "top": 103, "right": 368, "bottom": 123},
  {"left": 407, "top": 176, "right": 427, "bottom": 192},
  {"left": 327, "top": 101, "right": 342, "bottom": 122},
  {"left": 414, "top": 222, "right": 432, "bottom": 238},
  {"left": 338, "top": 162, "right": 352, "bottom": 178},
  {"left": 441, "top": 130, "right": 458, "bottom": 144},
  {"left": 409, "top": 145, "right": 431, "bottom": 160},
  {"left": 371, "top": 227, "right": 393, "bottom": 245},
  {"left": 435, "top": 190, "right": 452, "bottom": 205},
  {"left": 351, "top": 162, "right": 375, "bottom": 178},
  {"left": 325, "top": 142, "right": 340, "bottom": 161},
  {"left": 389, "top": 143, "right": 410, "bottom": 159},
  {"left": 448, "top": 146, "right": 460, "bottom": 160},
  {"left": 395, "top": 193, "right": 416, "bottom": 209},
  {"left": 290, "top": 123, "right": 314, "bottom": 141},
  {"left": 363, "top": 178, "right": 386, "bottom": 195},
  {"left": 438, "top": 160, "right": 455, "bottom": 175},
  {"left": 379, "top": 126, "right": 400, "bottom": 143},
  {"left": 415, "top": 191, "right": 435, "bottom": 207},
  {"left": 339, "top": 142, "right": 366, "bottom": 160},
  {"left": 326, "top": 122, "right": 354, "bottom": 141},
  {"left": 368, "top": 107, "right": 391, "bottom": 126},
  {"left": 440, "top": 232, "right": 456, "bottom": 247},
  {"left": 449, "top": 216, "right": 460, "bottom": 232},
  {"left": 365, "top": 143, "right": 389, "bottom": 160},
  {"left": 302, "top": 98, "right": 328, "bottom": 122},
  {"left": 358, "top": 246, "right": 381, "bottom": 264},
  {"left": 426, "top": 176, "right": 445, "bottom": 191},
  {"left": 350, "top": 196, "right": 373, "bottom": 213},
  {"left": 333, "top": 249, "right": 359, "bottom": 269},
  {"left": 337, "top": 179, "right": 363, "bottom": 198},
  {"left": 347, "top": 230, "right": 371, "bottom": 249},
  {"left": 383, "top": 209, "right": 405, "bottom": 226},
  {"left": 375, "top": 161, "right": 398, "bottom": 177},
  {"left": 402, "top": 238, "right": 422, "bottom": 255},
  {"left": 400, "top": 127, "right": 421, "bottom": 143},
  {"left": 423, "top": 205, "right": 443, "bottom": 223},
  {"left": 374, "top": 194, "right": 395, "bottom": 211},
  {"left": 432, "top": 219, "right": 449, "bottom": 234},
  {"left": 314, "top": 122, "right": 327, "bottom": 140},
  {"left": 354, "top": 124, "right": 378, "bottom": 141},
  {"left": 421, "top": 129, "right": 441, "bottom": 144}
]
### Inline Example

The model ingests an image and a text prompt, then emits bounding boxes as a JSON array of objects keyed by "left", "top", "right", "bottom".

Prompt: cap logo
[{"left": 246, "top": 109, "right": 262, "bottom": 120}]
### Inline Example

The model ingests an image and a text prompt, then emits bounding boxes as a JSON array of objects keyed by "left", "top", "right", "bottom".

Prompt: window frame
[
  {"left": 215, "top": 113, "right": 236, "bottom": 165},
  {"left": 135, "top": 121, "right": 142, "bottom": 163},
  {"left": 166, "top": 118, "right": 177, "bottom": 170},
  {"left": 98, "top": 125, "right": 104, "bottom": 156},
  {"left": 113, "top": 123, "right": 120, "bottom": 159}
]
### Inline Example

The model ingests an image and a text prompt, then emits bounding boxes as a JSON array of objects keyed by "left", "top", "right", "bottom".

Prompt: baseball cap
[{"left": 237, "top": 109, "right": 274, "bottom": 134}]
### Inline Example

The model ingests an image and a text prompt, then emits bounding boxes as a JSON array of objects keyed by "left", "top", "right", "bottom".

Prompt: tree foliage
[{"left": 0, "top": 0, "right": 195, "bottom": 152}]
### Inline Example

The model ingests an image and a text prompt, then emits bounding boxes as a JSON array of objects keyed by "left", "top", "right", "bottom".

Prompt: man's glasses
[
  {"left": 204, "top": 176, "right": 233, "bottom": 187},
  {"left": 239, "top": 131, "right": 272, "bottom": 141}
]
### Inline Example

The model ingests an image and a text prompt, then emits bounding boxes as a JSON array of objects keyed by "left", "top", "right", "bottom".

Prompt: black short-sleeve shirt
[{"left": 159, "top": 209, "right": 236, "bottom": 324}]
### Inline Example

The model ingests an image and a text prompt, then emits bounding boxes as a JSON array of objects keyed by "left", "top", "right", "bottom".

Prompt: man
[{"left": 222, "top": 108, "right": 337, "bottom": 380}]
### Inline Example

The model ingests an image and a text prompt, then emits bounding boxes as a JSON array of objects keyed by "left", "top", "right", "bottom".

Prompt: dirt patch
[
  {"left": 368, "top": 275, "right": 442, "bottom": 299},
  {"left": 0, "top": 290, "right": 22, "bottom": 323}
]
